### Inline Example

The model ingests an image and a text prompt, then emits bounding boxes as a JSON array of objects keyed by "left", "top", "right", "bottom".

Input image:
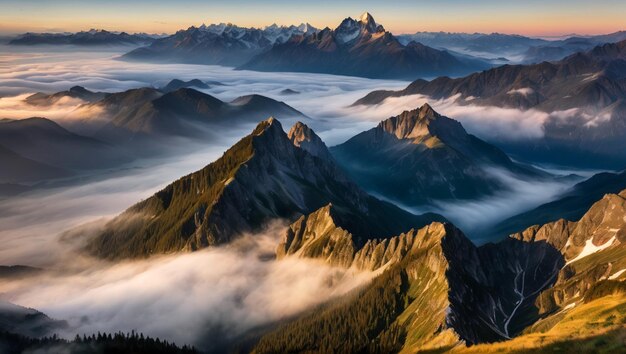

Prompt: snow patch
[
  {"left": 507, "top": 87, "right": 534, "bottom": 96},
  {"left": 566, "top": 236, "right": 617, "bottom": 265},
  {"left": 609, "top": 269, "right": 626, "bottom": 280},
  {"left": 563, "top": 302, "right": 576, "bottom": 310},
  {"left": 337, "top": 28, "right": 360, "bottom": 44}
]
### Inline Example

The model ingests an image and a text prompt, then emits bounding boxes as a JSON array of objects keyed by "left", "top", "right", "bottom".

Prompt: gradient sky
[{"left": 1, "top": 0, "right": 624, "bottom": 36}]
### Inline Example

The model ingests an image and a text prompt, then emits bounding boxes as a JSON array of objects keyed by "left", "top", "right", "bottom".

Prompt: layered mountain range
[
  {"left": 240, "top": 13, "right": 489, "bottom": 79},
  {"left": 356, "top": 40, "right": 626, "bottom": 168},
  {"left": 88, "top": 87, "right": 307, "bottom": 143},
  {"left": 8, "top": 111, "right": 625, "bottom": 352},
  {"left": 0, "top": 84, "right": 306, "bottom": 188},
  {"left": 121, "top": 13, "right": 490, "bottom": 79},
  {"left": 122, "top": 23, "right": 317, "bottom": 66},
  {"left": 0, "top": 117, "right": 127, "bottom": 176},
  {"left": 257, "top": 188, "right": 626, "bottom": 352},
  {"left": 86, "top": 118, "right": 442, "bottom": 259},
  {"left": 397, "top": 31, "right": 626, "bottom": 64},
  {"left": 331, "top": 104, "right": 544, "bottom": 205},
  {"left": 23, "top": 84, "right": 306, "bottom": 142},
  {"left": 9, "top": 29, "right": 158, "bottom": 46}
]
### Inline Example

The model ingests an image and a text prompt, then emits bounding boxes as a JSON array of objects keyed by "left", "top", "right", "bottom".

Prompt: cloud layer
[
  {"left": 1, "top": 223, "right": 372, "bottom": 351},
  {"left": 0, "top": 45, "right": 602, "bottom": 350}
]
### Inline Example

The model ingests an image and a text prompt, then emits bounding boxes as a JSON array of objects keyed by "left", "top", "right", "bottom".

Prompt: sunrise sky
[{"left": 1, "top": 0, "right": 625, "bottom": 37}]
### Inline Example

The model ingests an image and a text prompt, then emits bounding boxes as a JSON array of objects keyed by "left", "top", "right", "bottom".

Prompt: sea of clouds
[{"left": 0, "top": 45, "right": 597, "bottom": 349}]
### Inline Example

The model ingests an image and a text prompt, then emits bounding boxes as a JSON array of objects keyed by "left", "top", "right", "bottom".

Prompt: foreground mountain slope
[
  {"left": 240, "top": 13, "right": 488, "bottom": 79},
  {"left": 257, "top": 189, "right": 626, "bottom": 352},
  {"left": 458, "top": 293, "right": 626, "bottom": 353},
  {"left": 260, "top": 218, "right": 564, "bottom": 351},
  {"left": 331, "top": 104, "right": 543, "bottom": 204},
  {"left": 87, "top": 118, "right": 441, "bottom": 259}
]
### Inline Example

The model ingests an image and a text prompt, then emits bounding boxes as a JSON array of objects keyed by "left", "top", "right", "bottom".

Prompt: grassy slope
[{"left": 452, "top": 294, "right": 626, "bottom": 353}]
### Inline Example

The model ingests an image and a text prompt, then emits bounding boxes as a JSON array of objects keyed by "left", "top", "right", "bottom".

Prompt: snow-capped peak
[
  {"left": 335, "top": 13, "right": 384, "bottom": 44},
  {"left": 359, "top": 12, "right": 382, "bottom": 33},
  {"left": 360, "top": 12, "right": 375, "bottom": 24}
]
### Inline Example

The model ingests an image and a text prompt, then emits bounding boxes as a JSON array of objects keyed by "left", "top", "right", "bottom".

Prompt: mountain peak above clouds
[
  {"left": 335, "top": 12, "right": 384, "bottom": 43},
  {"left": 377, "top": 103, "right": 460, "bottom": 143},
  {"left": 86, "top": 116, "right": 441, "bottom": 259},
  {"left": 331, "top": 104, "right": 544, "bottom": 204},
  {"left": 359, "top": 12, "right": 380, "bottom": 32}
]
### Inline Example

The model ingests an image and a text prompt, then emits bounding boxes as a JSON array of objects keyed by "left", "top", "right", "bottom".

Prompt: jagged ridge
[{"left": 87, "top": 118, "right": 442, "bottom": 259}]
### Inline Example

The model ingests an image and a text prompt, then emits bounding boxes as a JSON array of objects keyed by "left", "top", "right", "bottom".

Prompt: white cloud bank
[{"left": 1, "top": 223, "right": 372, "bottom": 351}]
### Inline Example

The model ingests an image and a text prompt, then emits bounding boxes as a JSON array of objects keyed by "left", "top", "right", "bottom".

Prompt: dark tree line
[{"left": 0, "top": 330, "right": 197, "bottom": 354}]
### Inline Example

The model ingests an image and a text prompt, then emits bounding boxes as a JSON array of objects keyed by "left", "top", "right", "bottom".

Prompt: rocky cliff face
[
  {"left": 512, "top": 190, "right": 626, "bottom": 314},
  {"left": 277, "top": 204, "right": 563, "bottom": 345},
  {"left": 273, "top": 189, "right": 626, "bottom": 350},
  {"left": 287, "top": 121, "right": 333, "bottom": 160},
  {"left": 331, "top": 104, "right": 543, "bottom": 204}
]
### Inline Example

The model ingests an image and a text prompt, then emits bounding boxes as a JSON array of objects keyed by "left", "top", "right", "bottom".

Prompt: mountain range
[
  {"left": 9, "top": 29, "right": 158, "bottom": 46},
  {"left": 331, "top": 104, "right": 545, "bottom": 205},
  {"left": 6, "top": 115, "right": 626, "bottom": 352},
  {"left": 1, "top": 83, "right": 306, "bottom": 188},
  {"left": 121, "top": 13, "right": 490, "bottom": 79},
  {"left": 88, "top": 87, "right": 308, "bottom": 143},
  {"left": 20, "top": 83, "right": 307, "bottom": 144},
  {"left": 86, "top": 118, "right": 443, "bottom": 259},
  {"left": 256, "top": 187, "right": 626, "bottom": 352},
  {"left": 239, "top": 13, "right": 490, "bottom": 79},
  {"left": 397, "top": 30, "right": 626, "bottom": 64},
  {"left": 122, "top": 23, "right": 317, "bottom": 66},
  {"left": 355, "top": 39, "right": 626, "bottom": 168}
]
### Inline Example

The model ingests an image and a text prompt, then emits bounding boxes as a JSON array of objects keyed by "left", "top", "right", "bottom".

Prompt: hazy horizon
[{"left": 1, "top": 0, "right": 625, "bottom": 37}]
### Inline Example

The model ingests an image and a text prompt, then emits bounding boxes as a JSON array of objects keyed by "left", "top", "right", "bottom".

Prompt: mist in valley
[{"left": 0, "top": 45, "right": 608, "bottom": 349}]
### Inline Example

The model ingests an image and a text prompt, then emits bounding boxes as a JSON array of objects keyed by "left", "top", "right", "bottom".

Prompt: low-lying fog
[
  {"left": 0, "top": 46, "right": 600, "bottom": 349},
  {"left": 1, "top": 222, "right": 372, "bottom": 351}
]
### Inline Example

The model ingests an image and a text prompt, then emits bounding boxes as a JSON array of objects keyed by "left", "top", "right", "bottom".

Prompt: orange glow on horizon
[{"left": 0, "top": 4, "right": 624, "bottom": 38}]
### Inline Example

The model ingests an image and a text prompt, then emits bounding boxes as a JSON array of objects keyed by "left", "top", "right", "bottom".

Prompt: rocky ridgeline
[{"left": 276, "top": 189, "right": 626, "bottom": 346}]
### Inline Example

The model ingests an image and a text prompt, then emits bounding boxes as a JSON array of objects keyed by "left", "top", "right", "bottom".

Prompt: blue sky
[{"left": 1, "top": 0, "right": 624, "bottom": 36}]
